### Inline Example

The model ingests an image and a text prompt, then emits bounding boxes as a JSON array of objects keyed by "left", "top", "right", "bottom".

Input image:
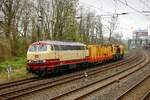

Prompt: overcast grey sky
[{"left": 79, "top": 0, "right": 150, "bottom": 39}]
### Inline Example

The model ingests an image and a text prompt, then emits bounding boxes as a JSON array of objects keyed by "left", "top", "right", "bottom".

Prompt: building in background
[
  {"left": 128, "top": 29, "right": 148, "bottom": 49},
  {"left": 133, "top": 29, "right": 148, "bottom": 39}
]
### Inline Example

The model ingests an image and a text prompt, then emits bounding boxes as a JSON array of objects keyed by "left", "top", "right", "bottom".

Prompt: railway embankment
[{"left": 1, "top": 50, "right": 149, "bottom": 100}]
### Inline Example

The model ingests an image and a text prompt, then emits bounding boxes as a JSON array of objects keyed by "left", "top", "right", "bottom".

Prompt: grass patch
[
  {"left": 0, "top": 56, "right": 33, "bottom": 83},
  {"left": 0, "top": 56, "right": 26, "bottom": 72}
]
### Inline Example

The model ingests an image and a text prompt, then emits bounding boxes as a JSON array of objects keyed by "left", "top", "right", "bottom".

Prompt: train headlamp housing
[
  {"left": 43, "top": 60, "right": 46, "bottom": 63},
  {"left": 28, "top": 60, "right": 32, "bottom": 63}
]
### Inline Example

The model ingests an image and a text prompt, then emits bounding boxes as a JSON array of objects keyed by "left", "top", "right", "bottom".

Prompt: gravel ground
[
  {"left": 80, "top": 63, "right": 150, "bottom": 100},
  {"left": 144, "top": 92, "right": 150, "bottom": 100},
  {"left": 81, "top": 51, "right": 150, "bottom": 100},
  {"left": 17, "top": 55, "right": 142, "bottom": 100}
]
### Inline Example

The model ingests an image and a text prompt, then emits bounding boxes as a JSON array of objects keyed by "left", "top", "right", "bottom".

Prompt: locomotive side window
[
  {"left": 84, "top": 46, "right": 88, "bottom": 50},
  {"left": 68, "top": 45, "right": 73, "bottom": 50},
  {"left": 59, "top": 45, "right": 72, "bottom": 50},
  {"left": 77, "top": 46, "right": 79, "bottom": 50},
  {"left": 53, "top": 45, "right": 60, "bottom": 51},
  {"left": 51, "top": 45, "right": 54, "bottom": 51},
  {"left": 81, "top": 46, "right": 85, "bottom": 50},
  {"left": 65, "top": 45, "right": 69, "bottom": 50},
  {"left": 60, "top": 45, "right": 65, "bottom": 50},
  {"left": 76, "top": 46, "right": 85, "bottom": 50},
  {"left": 50, "top": 45, "right": 86, "bottom": 51},
  {"left": 66, "top": 45, "right": 72, "bottom": 50}
]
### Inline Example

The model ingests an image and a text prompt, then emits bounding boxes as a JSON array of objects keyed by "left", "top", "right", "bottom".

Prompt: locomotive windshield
[
  {"left": 28, "top": 45, "right": 37, "bottom": 52},
  {"left": 38, "top": 45, "right": 47, "bottom": 51},
  {"left": 28, "top": 44, "right": 47, "bottom": 52}
]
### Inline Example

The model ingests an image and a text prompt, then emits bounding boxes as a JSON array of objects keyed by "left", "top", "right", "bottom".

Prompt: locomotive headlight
[
  {"left": 43, "top": 60, "right": 46, "bottom": 63},
  {"left": 28, "top": 60, "right": 32, "bottom": 63}
]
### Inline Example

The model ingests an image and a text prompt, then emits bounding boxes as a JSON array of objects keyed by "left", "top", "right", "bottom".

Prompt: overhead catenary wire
[
  {"left": 79, "top": 0, "right": 150, "bottom": 35},
  {"left": 80, "top": 0, "right": 124, "bottom": 38},
  {"left": 117, "top": 0, "right": 150, "bottom": 20},
  {"left": 79, "top": 1, "right": 103, "bottom": 11},
  {"left": 139, "top": 0, "right": 150, "bottom": 10}
]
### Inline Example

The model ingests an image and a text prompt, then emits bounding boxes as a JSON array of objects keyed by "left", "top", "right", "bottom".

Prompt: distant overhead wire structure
[
  {"left": 139, "top": 0, "right": 150, "bottom": 16},
  {"left": 79, "top": 0, "right": 127, "bottom": 42},
  {"left": 139, "top": 0, "right": 150, "bottom": 9},
  {"left": 79, "top": 1, "right": 102, "bottom": 11},
  {"left": 79, "top": 1, "right": 127, "bottom": 17},
  {"left": 116, "top": 0, "right": 150, "bottom": 20}
]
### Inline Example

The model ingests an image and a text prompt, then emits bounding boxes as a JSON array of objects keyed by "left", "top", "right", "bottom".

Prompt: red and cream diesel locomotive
[
  {"left": 27, "top": 40, "right": 124, "bottom": 76},
  {"left": 27, "top": 41, "right": 89, "bottom": 75}
]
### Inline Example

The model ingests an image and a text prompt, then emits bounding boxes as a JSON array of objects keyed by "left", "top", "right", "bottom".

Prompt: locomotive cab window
[
  {"left": 38, "top": 45, "right": 47, "bottom": 51},
  {"left": 28, "top": 45, "right": 37, "bottom": 52},
  {"left": 28, "top": 44, "right": 47, "bottom": 52}
]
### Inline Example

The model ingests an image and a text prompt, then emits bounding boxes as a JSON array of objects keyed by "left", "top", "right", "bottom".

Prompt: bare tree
[
  {"left": 0, "top": 0, "right": 112, "bottom": 59},
  {"left": 1, "top": 0, "right": 22, "bottom": 56},
  {"left": 52, "top": 0, "right": 78, "bottom": 41},
  {"left": 77, "top": 7, "right": 97, "bottom": 43},
  {"left": 109, "top": 14, "right": 118, "bottom": 42},
  {"left": 96, "top": 16, "right": 103, "bottom": 43}
]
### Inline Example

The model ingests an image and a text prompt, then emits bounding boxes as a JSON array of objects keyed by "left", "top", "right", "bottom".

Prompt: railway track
[
  {"left": 0, "top": 52, "right": 143, "bottom": 100},
  {"left": 116, "top": 72, "right": 150, "bottom": 100},
  {"left": 0, "top": 54, "right": 131, "bottom": 90},
  {"left": 50, "top": 52, "right": 148, "bottom": 100},
  {"left": 0, "top": 52, "right": 141, "bottom": 99},
  {"left": 116, "top": 62, "right": 150, "bottom": 100},
  {"left": 142, "top": 90, "right": 150, "bottom": 100},
  {"left": 0, "top": 77, "right": 40, "bottom": 90}
]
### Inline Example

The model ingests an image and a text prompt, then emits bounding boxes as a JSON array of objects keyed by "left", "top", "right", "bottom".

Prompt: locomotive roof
[{"left": 32, "top": 40, "right": 86, "bottom": 46}]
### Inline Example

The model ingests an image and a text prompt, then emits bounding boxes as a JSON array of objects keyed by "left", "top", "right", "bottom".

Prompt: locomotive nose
[{"left": 27, "top": 65, "right": 48, "bottom": 76}]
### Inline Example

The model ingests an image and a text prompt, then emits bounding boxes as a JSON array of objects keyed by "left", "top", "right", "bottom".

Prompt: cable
[
  {"left": 139, "top": 0, "right": 150, "bottom": 9},
  {"left": 79, "top": 1, "right": 102, "bottom": 11},
  {"left": 117, "top": 0, "right": 142, "bottom": 13},
  {"left": 117, "top": 0, "right": 150, "bottom": 20}
]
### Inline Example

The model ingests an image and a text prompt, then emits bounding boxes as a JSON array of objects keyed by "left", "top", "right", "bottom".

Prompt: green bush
[{"left": 0, "top": 56, "right": 26, "bottom": 72}]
